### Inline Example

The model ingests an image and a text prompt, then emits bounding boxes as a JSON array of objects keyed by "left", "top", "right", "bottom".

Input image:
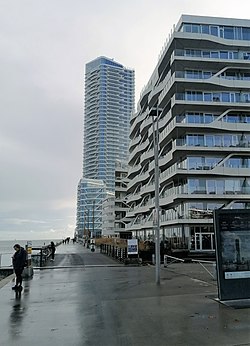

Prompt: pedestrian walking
[
  {"left": 50, "top": 241, "right": 56, "bottom": 261},
  {"left": 12, "top": 244, "right": 27, "bottom": 291}
]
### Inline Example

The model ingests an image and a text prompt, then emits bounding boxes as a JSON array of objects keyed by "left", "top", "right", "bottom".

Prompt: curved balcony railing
[
  {"left": 174, "top": 49, "right": 250, "bottom": 61},
  {"left": 173, "top": 137, "right": 250, "bottom": 149},
  {"left": 174, "top": 92, "right": 250, "bottom": 103}
]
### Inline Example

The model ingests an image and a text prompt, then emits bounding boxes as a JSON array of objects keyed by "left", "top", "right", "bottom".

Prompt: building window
[{"left": 210, "top": 26, "right": 218, "bottom": 36}]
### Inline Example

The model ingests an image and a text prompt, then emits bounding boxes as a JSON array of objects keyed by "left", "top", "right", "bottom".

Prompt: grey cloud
[{"left": 1, "top": 0, "right": 250, "bottom": 239}]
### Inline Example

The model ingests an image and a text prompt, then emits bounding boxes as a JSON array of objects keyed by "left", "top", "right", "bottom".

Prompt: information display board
[
  {"left": 127, "top": 239, "right": 138, "bottom": 255},
  {"left": 214, "top": 209, "right": 250, "bottom": 300}
]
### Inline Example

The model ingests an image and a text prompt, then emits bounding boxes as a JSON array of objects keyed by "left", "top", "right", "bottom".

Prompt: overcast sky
[{"left": 1, "top": 0, "right": 250, "bottom": 240}]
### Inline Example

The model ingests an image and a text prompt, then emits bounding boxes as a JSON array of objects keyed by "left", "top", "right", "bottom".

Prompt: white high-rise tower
[{"left": 76, "top": 56, "right": 135, "bottom": 238}]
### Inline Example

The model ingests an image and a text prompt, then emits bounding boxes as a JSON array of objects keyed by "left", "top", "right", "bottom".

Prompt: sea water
[{"left": 0, "top": 239, "right": 60, "bottom": 267}]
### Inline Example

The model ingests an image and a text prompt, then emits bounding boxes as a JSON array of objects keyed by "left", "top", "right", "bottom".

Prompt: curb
[{"left": 0, "top": 273, "right": 15, "bottom": 289}]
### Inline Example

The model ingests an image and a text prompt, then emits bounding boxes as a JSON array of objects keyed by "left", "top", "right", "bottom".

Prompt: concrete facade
[
  {"left": 125, "top": 15, "right": 250, "bottom": 253},
  {"left": 102, "top": 160, "right": 129, "bottom": 236}
]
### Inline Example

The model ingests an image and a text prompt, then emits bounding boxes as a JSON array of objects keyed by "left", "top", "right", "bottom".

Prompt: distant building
[
  {"left": 76, "top": 178, "right": 106, "bottom": 238},
  {"left": 125, "top": 15, "right": 250, "bottom": 252},
  {"left": 114, "top": 161, "right": 130, "bottom": 235},
  {"left": 102, "top": 160, "right": 129, "bottom": 236},
  {"left": 76, "top": 56, "right": 135, "bottom": 238},
  {"left": 102, "top": 191, "right": 115, "bottom": 236}
]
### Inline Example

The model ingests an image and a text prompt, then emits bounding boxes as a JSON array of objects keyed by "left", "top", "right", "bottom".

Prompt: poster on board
[
  {"left": 127, "top": 239, "right": 138, "bottom": 255},
  {"left": 214, "top": 209, "right": 250, "bottom": 300}
]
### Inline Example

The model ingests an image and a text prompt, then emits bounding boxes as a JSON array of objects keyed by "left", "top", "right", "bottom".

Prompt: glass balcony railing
[
  {"left": 175, "top": 71, "right": 212, "bottom": 79},
  {"left": 175, "top": 92, "right": 250, "bottom": 103},
  {"left": 175, "top": 113, "right": 250, "bottom": 124},
  {"left": 161, "top": 187, "right": 250, "bottom": 198},
  {"left": 174, "top": 71, "right": 250, "bottom": 81},
  {"left": 174, "top": 49, "right": 250, "bottom": 60},
  {"left": 174, "top": 138, "right": 250, "bottom": 148}
]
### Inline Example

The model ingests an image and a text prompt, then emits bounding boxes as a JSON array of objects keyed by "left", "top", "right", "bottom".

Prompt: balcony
[
  {"left": 140, "top": 148, "right": 154, "bottom": 165},
  {"left": 174, "top": 92, "right": 250, "bottom": 105},
  {"left": 127, "top": 163, "right": 141, "bottom": 178},
  {"left": 173, "top": 49, "right": 250, "bottom": 61},
  {"left": 140, "top": 182, "right": 155, "bottom": 196},
  {"left": 130, "top": 111, "right": 146, "bottom": 134}
]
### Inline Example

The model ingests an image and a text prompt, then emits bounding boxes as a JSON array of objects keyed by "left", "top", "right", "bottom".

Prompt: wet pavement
[{"left": 0, "top": 243, "right": 249, "bottom": 346}]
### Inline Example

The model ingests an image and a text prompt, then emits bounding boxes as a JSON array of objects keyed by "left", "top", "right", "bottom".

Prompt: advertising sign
[
  {"left": 127, "top": 239, "right": 138, "bottom": 255},
  {"left": 214, "top": 210, "right": 250, "bottom": 300}
]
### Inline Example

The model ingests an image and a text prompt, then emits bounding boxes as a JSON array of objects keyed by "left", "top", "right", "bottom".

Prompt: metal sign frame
[{"left": 214, "top": 209, "right": 250, "bottom": 300}]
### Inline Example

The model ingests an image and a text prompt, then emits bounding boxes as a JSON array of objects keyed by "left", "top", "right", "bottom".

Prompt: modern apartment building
[
  {"left": 76, "top": 56, "right": 134, "bottom": 238},
  {"left": 114, "top": 161, "right": 130, "bottom": 233},
  {"left": 102, "top": 160, "right": 129, "bottom": 235},
  {"left": 102, "top": 191, "right": 115, "bottom": 236},
  {"left": 76, "top": 178, "right": 106, "bottom": 238},
  {"left": 125, "top": 15, "right": 250, "bottom": 253}
]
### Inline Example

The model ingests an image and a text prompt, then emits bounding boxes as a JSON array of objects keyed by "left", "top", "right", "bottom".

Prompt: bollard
[
  {"left": 23, "top": 242, "right": 34, "bottom": 278},
  {"left": 164, "top": 255, "right": 168, "bottom": 267},
  {"left": 40, "top": 249, "right": 43, "bottom": 267}
]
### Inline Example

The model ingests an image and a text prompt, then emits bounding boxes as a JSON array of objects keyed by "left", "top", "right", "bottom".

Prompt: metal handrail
[
  {"left": 163, "top": 254, "right": 216, "bottom": 279},
  {"left": 164, "top": 255, "right": 185, "bottom": 266}
]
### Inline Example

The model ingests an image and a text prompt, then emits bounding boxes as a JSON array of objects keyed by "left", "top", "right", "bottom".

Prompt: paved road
[
  {"left": 0, "top": 243, "right": 249, "bottom": 346},
  {"left": 43, "top": 243, "right": 121, "bottom": 267}
]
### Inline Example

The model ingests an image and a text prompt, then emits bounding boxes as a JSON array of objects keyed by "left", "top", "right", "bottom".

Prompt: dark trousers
[{"left": 14, "top": 268, "right": 24, "bottom": 286}]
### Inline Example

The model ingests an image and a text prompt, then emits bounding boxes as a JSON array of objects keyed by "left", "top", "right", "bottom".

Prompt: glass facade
[
  {"left": 181, "top": 23, "right": 250, "bottom": 41},
  {"left": 76, "top": 178, "right": 106, "bottom": 238},
  {"left": 175, "top": 49, "right": 250, "bottom": 60},
  {"left": 176, "top": 91, "right": 250, "bottom": 103},
  {"left": 76, "top": 57, "right": 135, "bottom": 238},
  {"left": 83, "top": 56, "right": 135, "bottom": 191}
]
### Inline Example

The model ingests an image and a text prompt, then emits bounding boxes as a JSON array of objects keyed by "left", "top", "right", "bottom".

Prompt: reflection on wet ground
[
  {"left": 0, "top": 244, "right": 249, "bottom": 346},
  {"left": 9, "top": 281, "right": 30, "bottom": 339}
]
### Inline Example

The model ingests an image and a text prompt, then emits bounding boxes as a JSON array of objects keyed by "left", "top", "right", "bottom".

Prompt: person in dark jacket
[
  {"left": 12, "top": 244, "right": 27, "bottom": 290},
  {"left": 50, "top": 241, "right": 56, "bottom": 261}
]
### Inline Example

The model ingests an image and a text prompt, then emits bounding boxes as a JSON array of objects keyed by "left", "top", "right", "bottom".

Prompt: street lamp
[
  {"left": 86, "top": 208, "right": 90, "bottom": 248},
  {"left": 92, "top": 200, "right": 95, "bottom": 239},
  {"left": 151, "top": 105, "right": 162, "bottom": 285}
]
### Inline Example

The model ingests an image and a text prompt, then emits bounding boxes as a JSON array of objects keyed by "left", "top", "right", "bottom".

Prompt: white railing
[
  {"left": 0, "top": 253, "right": 12, "bottom": 267},
  {"left": 163, "top": 255, "right": 216, "bottom": 280}
]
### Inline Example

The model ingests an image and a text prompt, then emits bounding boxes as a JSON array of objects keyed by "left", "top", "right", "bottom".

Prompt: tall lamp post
[
  {"left": 92, "top": 200, "right": 95, "bottom": 239},
  {"left": 151, "top": 105, "right": 162, "bottom": 285},
  {"left": 86, "top": 208, "right": 90, "bottom": 248}
]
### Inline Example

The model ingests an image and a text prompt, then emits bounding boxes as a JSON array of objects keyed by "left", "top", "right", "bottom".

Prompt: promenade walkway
[{"left": 0, "top": 243, "right": 249, "bottom": 346}]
